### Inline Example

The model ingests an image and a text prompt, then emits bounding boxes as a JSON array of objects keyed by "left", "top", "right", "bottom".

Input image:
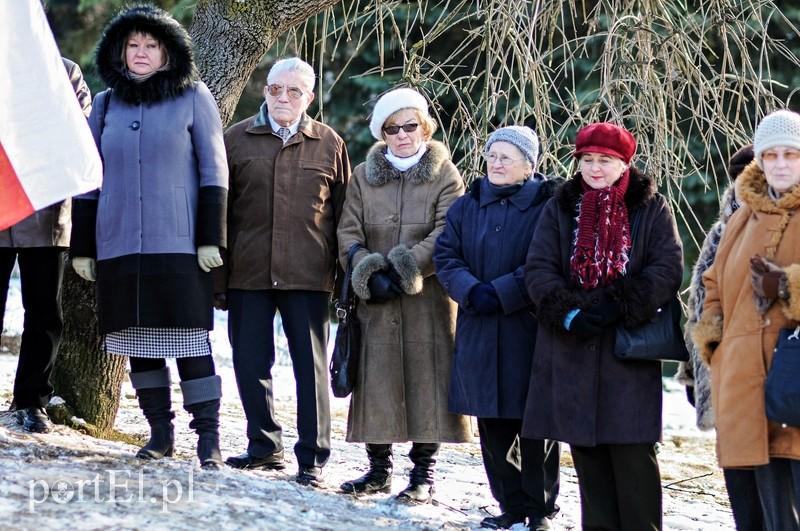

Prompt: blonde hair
[{"left": 382, "top": 108, "right": 438, "bottom": 141}]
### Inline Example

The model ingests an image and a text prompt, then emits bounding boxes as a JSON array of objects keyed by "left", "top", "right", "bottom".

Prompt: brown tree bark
[
  {"left": 190, "top": 0, "right": 339, "bottom": 125},
  {"left": 51, "top": 267, "right": 126, "bottom": 437}
]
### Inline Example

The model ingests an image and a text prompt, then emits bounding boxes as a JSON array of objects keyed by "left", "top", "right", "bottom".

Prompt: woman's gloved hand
[
  {"left": 368, "top": 271, "right": 403, "bottom": 303},
  {"left": 582, "top": 296, "right": 623, "bottom": 327},
  {"left": 468, "top": 282, "right": 501, "bottom": 315},
  {"left": 197, "top": 245, "right": 223, "bottom": 273},
  {"left": 72, "top": 257, "right": 97, "bottom": 282},
  {"left": 750, "top": 254, "right": 787, "bottom": 301},
  {"left": 566, "top": 310, "right": 604, "bottom": 339}
]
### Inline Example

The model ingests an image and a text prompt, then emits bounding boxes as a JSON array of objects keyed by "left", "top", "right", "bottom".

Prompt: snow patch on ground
[{"left": 0, "top": 278, "right": 734, "bottom": 529}]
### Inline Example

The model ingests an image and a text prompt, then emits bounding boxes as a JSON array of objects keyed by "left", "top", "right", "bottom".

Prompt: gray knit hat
[
  {"left": 753, "top": 110, "right": 800, "bottom": 166},
  {"left": 485, "top": 126, "right": 539, "bottom": 165}
]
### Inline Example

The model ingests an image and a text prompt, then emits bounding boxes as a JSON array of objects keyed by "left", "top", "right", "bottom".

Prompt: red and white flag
[{"left": 0, "top": 0, "right": 102, "bottom": 230}]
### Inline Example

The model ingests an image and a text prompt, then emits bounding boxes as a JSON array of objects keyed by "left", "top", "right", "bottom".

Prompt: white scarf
[{"left": 385, "top": 144, "right": 427, "bottom": 172}]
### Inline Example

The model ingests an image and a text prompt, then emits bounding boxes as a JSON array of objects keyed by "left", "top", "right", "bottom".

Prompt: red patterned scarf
[{"left": 569, "top": 170, "right": 632, "bottom": 289}]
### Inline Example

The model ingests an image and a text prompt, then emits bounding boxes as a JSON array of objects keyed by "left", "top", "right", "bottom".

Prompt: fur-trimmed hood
[
  {"left": 556, "top": 166, "right": 655, "bottom": 213},
  {"left": 736, "top": 160, "right": 800, "bottom": 214},
  {"left": 365, "top": 140, "right": 452, "bottom": 186},
  {"left": 96, "top": 5, "right": 198, "bottom": 104}
]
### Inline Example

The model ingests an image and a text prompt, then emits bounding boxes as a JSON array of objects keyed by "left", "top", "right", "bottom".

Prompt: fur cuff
[
  {"left": 351, "top": 252, "right": 387, "bottom": 300},
  {"left": 691, "top": 313, "right": 723, "bottom": 365},
  {"left": 780, "top": 264, "right": 800, "bottom": 322},
  {"left": 387, "top": 245, "right": 423, "bottom": 295},
  {"left": 535, "top": 288, "right": 585, "bottom": 333}
]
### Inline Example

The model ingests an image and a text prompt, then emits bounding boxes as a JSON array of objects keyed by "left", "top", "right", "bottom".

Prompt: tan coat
[
  {"left": 337, "top": 141, "right": 472, "bottom": 443},
  {"left": 219, "top": 112, "right": 350, "bottom": 293},
  {"left": 694, "top": 162, "right": 800, "bottom": 468}
]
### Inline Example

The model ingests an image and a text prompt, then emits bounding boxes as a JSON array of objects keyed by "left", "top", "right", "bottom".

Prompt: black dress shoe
[
  {"left": 481, "top": 512, "right": 526, "bottom": 529},
  {"left": 295, "top": 465, "right": 323, "bottom": 488},
  {"left": 395, "top": 481, "right": 434, "bottom": 504},
  {"left": 225, "top": 450, "right": 285, "bottom": 470},
  {"left": 19, "top": 407, "right": 52, "bottom": 433}
]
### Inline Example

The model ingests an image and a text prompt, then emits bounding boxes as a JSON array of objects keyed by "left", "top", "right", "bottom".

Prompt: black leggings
[{"left": 128, "top": 355, "right": 216, "bottom": 381}]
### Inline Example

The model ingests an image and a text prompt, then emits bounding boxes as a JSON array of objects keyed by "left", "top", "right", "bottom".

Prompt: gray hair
[{"left": 267, "top": 58, "right": 315, "bottom": 92}]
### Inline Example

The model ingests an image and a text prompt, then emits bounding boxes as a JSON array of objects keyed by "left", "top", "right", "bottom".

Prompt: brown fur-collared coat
[
  {"left": 693, "top": 162, "right": 800, "bottom": 468},
  {"left": 336, "top": 140, "right": 472, "bottom": 443}
]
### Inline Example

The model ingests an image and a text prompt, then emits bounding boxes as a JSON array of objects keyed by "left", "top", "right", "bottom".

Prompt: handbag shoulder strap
[{"left": 339, "top": 243, "right": 362, "bottom": 306}]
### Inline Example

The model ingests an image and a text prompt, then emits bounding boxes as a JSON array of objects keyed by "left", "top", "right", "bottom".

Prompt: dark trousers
[
  {"left": 0, "top": 248, "right": 64, "bottom": 409},
  {"left": 753, "top": 458, "right": 800, "bottom": 531},
  {"left": 477, "top": 418, "right": 561, "bottom": 519},
  {"left": 228, "top": 289, "right": 331, "bottom": 467},
  {"left": 570, "top": 443, "right": 662, "bottom": 531},
  {"left": 724, "top": 468, "right": 765, "bottom": 531}
]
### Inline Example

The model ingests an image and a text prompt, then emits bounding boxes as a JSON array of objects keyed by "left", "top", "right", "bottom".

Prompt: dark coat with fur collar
[
  {"left": 434, "top": 175, "right": 558, "bottom": 418},
  {"left": 522, "top": 168, "right": 683, "bottom": 446},
  {"left": 70, "top": 5, "right": 227, "bottom": 336},
  {"left": 337, "top": 140, "right": 472, "bottom": 443}
]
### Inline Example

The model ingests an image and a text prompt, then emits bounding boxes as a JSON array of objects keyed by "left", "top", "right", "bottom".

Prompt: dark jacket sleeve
[
  {"left": 64, "top": 58, "right": 92, "bottom": 118},
  {"left": 524, "top": 198, "right": 585, "bottom": 332},
  {"left": 433, "top": 198, "right": 480, "bottom": 308},
  {"left": 491, "top": 267, "right": 532, "bottom": 315},
  {"left": 610, "top": 194, "right": 684, "bottom": 327}
]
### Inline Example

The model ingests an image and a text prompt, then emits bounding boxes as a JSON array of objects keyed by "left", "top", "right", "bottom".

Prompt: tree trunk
[
  {"left": 190, "top": 0, "right": 339, "bottom": 125},
  {"left": 51, "top": 265, "right": 125, "bottom": 437}
]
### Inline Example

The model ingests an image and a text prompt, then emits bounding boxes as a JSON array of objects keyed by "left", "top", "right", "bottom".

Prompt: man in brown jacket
[
  {"left": 218, "top": 57, "right": 350, "bottom": 487},
  {"left": 1, "top": 57, "right": 91, "bottom": 433}
]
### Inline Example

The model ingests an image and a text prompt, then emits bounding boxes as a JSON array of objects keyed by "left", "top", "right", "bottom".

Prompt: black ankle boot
[
  {"left": 396, "top": 442, "right": 438, "bottom": 504},
  {"left": 340, "top": 443, "right": 393, "bottom": 495},
  {"left": 135, "top": 387, "right": 175, "bottom": 460},
  {"left": 181, "top": 376, "right": 223, "bottom": 470}
]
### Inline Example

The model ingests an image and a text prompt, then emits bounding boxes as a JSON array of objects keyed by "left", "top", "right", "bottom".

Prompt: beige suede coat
[
  {"left": 693, "top": 162, "right": 800, "bottom": 468},
  {"left": 337, "top": 141, "right": 472, "bottom": 443}
]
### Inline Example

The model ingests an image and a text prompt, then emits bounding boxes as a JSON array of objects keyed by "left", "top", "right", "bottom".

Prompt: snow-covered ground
[{"left": 0, "top": 275, "right": 735, "bottom": 529}]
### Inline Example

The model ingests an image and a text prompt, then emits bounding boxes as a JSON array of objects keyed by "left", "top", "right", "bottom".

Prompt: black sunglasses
[{"left": 383, "top": 123, "right": 419, "bottom": 135}]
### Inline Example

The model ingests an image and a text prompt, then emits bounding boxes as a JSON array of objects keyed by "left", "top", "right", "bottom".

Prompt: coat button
[
  {"left": 391, "top": 215, "right": 399, "bottom": 222},
  {"left": 500, "top": 199, "right": 506, "bottom": 205},
  {"left": 588, "top": 344, "right": 596, "bottom": 351},
  {"left": 591, "top": 296, "right": 599, "bottom": 304},
  {"left": 130, "top": 121, "right": 141, "bottom": 130},
  {"left": 272, "top": 281, "right": 278, "bottom": 286},
  {"left": 495, "top": 225, "right": 502, "bottom": 232}
]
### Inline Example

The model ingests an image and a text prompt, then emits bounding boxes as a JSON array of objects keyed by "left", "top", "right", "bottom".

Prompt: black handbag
[
  {"left": 765, "top": 327, "right": 800, "bottom": 427},
  {"left": 329, "top": 243, "right": 362, "bottom": 398},
  {"left": 613, "top": 210, "right": 690, "bottom": 362}
]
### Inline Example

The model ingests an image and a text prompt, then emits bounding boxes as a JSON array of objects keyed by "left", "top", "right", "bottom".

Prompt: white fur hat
[
  {"left": 369, "top": 88, "right": 429, "bottom": 140},
  {"left": 753, "top": 109, "right": 800, "bottom": 167}
]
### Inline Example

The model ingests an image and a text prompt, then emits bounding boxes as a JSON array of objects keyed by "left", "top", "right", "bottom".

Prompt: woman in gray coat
[{"left": 70, "top": 5, "right": 228, "bottom": 469}]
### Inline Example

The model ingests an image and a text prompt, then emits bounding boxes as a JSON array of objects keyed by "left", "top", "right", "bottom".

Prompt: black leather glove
[
  {"left": 568, "top": 311, "right": 604, "bottom": 339},
  {"left": 368, "top": 271, "right": 403, "bottom": 303},
  {"left": 468, "top": 282, "right": 501, "bottom": 315},
  {"left": 582, "top": 296, "right": 624, "bottom": 327}
]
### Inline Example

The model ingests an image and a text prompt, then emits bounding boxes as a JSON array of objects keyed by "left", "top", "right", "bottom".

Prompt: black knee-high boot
[
  {"left": 396, "top": 442, "right": 439, "bottom": 504},
  {"left": 181, "top": 375, "right": 223, "bottom": 469},
  {"left": 340, "top": 443, "right": 393, "bottom": 495},
  {"left": 130, "top": 367, "right": 175, "bottom": 460}
]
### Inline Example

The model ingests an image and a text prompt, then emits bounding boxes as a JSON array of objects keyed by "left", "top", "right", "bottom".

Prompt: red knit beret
[{"left": 573, "top": 122, "right": 637, "bottom": 164}]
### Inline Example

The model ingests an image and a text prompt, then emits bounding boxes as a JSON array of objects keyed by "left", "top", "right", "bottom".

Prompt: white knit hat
[
  {"left": 369, "top": 88, "right": 429, "bottom": 140},
  {"left": 753, "top": 109, "right": 800, "bottom": 166}
]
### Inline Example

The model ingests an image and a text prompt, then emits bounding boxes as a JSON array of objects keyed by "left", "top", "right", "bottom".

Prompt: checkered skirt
[{"left": 104, "top": 327, "right": 211, "bottom": 358}]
